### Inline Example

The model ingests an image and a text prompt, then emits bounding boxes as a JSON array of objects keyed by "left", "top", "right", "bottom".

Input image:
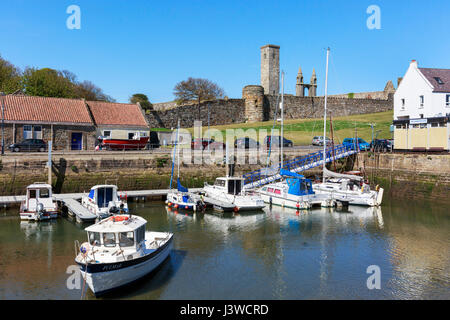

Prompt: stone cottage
[
  {"left": 86, "top": 101, "right": 150, "bottom": 141},
  {"left": 2, "top": 95, "right": 96, "bottom": 150}
]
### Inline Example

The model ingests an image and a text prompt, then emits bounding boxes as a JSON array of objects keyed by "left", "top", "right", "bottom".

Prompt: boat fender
[
  {"left": 174, "top": 204, "right": 179, "bottom": 209},
  {"left": 296, "top": 202, "right": 300, "bottom": 209},
  {"left": 233, "top": 206, "right": 239, "bottom": 213},
  {"left": 375, "top": 185, "right": 380, "bottom": 191},
  {"left": 80, "top": 242, "right": 90, "bottom": 255}
]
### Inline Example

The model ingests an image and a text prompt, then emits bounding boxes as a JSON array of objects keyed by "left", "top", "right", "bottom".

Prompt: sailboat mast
[
  {"left": 177, "top": 119, "right": 180, "bottom": 179},
  {"left": 280, "top": 71, "right": 284, "bottom": 170},
  {"left": 322, "top": 47, "right": 330, "bottom": 184}
]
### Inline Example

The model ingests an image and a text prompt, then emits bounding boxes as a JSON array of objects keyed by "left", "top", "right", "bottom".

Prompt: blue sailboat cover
[
  {"left": 177, "top": 178, "right": 189, "bottom": 193},
  {"left": 280, "top": 169, "right": 314, "bottom": 196}
]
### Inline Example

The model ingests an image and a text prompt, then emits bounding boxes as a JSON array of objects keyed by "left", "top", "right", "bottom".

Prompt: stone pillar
[{"left": 243, "top": 85, "right": 265, "bottom": 123}]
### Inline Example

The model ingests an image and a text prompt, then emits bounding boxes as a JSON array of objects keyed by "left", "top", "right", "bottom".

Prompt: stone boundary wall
[
  {"left": 265, "top": 95, "right": 393, "bottom": 120},
  {"left": 146, "top": 94, "right": 393, "bottom": 129},
  {"left": 146, "top": 99, "right": 245, "bottom": 129}
]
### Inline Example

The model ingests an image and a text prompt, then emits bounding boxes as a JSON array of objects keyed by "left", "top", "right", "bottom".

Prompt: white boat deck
[{"left": 189, "top": 192, "right": 237, "bottom": 211}]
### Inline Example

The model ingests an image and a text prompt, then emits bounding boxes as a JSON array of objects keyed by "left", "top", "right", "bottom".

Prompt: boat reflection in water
[{"left": 263, "top": 204, "right": 384, "bottom": 230}]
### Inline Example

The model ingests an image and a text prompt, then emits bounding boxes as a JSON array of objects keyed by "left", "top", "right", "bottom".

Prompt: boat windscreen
[
  {"left": 97, "top": 187, "right": 114, "bottom": 208},
  {"left": 227, "top": 179, "right": 242, "bottom": 195}
]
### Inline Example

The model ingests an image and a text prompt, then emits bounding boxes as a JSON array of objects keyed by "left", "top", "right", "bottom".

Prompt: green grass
[{"left": 186, "top": 110, "right": 393, "bottom": 145}]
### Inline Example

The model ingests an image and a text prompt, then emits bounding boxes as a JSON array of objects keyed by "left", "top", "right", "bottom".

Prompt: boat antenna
[{"left": 322, "top": 47, "right": 330, "bottom": 184}]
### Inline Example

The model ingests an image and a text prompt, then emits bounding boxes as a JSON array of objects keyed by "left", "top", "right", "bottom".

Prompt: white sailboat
[
  {"left": 311, "top": 48, "right": 384, "bottom": 207},
  {"left": 166, "top": 120, "right": 205, "bottom": 212},
  {"left": 256, "top": 71, "right": 335, "bottom": 209}
]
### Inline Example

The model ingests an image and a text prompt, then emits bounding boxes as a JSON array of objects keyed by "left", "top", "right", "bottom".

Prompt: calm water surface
[{"left": 0, "top": 197, "right": 448, "bottom": 300}]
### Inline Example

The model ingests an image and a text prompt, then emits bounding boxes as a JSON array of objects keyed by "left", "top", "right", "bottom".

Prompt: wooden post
[{"left": 48, "top": 141, "right": 52, "bottom": 186}]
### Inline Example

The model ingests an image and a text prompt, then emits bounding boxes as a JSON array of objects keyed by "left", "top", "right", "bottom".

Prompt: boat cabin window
[
  {"left": 97, "top": 187, "right": 114, "bottom": 208},
  {"left": 227, "top": 179, "right": 242, "bottom": 195},
  {"left": 88, "top": 232, "right": 101, "bottom": 246},
  {"left": 39, "top": 188, "right": 50, "bottom": 198},
  {"left": 274, "top": 189, "right": 281, "bottom": 195},
  {"left": 28, "top": 189, "right": 37, "bottom": 199},
  {"left": 135, "top": 226, "right": 145, "bottom": 244},
  {"left": 103, "top": 233, "right": 116, "bottom": 247},
  {"left": 119, "top": 232, "right": 135, "bottom": 247},
  {"left": 214, "top": 179, "right": 226, "bottom": 187},
  {"left": 128, "top": 132, "right": 135, "bottom": 139}
]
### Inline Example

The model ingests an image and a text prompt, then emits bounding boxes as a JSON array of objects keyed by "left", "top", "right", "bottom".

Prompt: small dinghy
[{"left": 74, "top": 214, "right": 173, "bottom": 296}]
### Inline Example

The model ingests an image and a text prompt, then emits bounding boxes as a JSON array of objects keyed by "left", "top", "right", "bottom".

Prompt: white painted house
[{"left": 393, "top": 60, "right": 450, "bottom": 151}]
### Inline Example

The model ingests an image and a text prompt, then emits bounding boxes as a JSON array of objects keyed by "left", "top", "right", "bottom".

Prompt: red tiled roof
[
  {"left": 2, "top": 95, "right": 93, "bottom": 125},
  {"left": 419, "top": 68, "right": 450, "bottom": 93},
  {"left": 87, "top": 101, "right": 148, "bottom": 127}
]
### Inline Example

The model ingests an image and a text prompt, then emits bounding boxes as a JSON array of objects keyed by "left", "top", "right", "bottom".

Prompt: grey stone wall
[
  {"left": 146, "top": 99, "right": 245, "bottom": 129},
  {"left": 144, "top": 94, "right": 393, "bottom": 129},
  {"left": 264, "top": 95, "right": 393, "bottom": 120}
]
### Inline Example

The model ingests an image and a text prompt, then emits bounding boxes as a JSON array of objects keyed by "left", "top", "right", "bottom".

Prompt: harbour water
[{"left": 0, "top": 196, "right": 448, "bottom": 300}]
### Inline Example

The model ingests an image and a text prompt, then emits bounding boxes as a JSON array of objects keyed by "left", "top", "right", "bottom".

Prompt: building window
[
  {"left": 401, "top": 99, "right": 405, "bottom": 110},
  {"left": 419, "top": 95, "right": 424, "bottom": 108},
  {"left": 23, "top": 125, "right": 32, "bottom": 139},
  {"left": 103, "top": 130, "right": 111, "bottom": 138},
  {"left": 446, "top": 95, "right": 450, "bottom": 108},
  {"left": 434, "top": 77, "right": 444, "bottom": 85},
  {"left": 33, "top": 125, "right": 42, "bottom": 139}
]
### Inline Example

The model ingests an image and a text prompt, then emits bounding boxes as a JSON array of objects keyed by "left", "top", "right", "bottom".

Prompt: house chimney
[{"left": 410, "top": 60, "right": 418, "bottom": 68}]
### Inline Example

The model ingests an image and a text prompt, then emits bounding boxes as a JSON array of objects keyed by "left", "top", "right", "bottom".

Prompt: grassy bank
[{"left": 186, "top": 110, "right": 393, "bottom": 145}]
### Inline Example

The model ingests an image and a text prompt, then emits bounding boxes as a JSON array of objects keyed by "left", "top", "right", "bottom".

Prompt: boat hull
[
  {"left": 78, "top": 235, "right": 173, "bottom": 296},
  {"left": 312, "top": 185, "right": 381, "bottom": 207},
  {"left": 101, "top": 137, "right": 149, "bottom": 150}
]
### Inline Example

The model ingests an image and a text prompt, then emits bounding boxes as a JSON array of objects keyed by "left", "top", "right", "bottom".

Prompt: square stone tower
[{"left": 261, "top": 44, "right": 280, "bottom": 95}]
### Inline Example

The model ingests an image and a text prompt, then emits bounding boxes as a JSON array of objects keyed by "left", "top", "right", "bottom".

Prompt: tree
[
  {"left": 130, "top": 93, "right": 153, "bottom": 112},
  {"left": 76, "top": 80, "right": 115, "bottom": 102},
  {"left": 173, "top": 77, "right": 225, "bottom": 119},
  {"left": 0, "top": 55, "right": 23, "bottom": 94},
  {"left": 22, "top": 67, "right": 77, "bottom": 98}
]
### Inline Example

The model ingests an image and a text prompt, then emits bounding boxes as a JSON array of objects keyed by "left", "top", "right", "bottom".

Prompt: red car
[{"left": 191, "top": 138, "right": 214, "bottom": 150}]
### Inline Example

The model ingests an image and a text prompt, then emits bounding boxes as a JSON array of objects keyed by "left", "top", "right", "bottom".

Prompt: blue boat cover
[
  {"left": 281, "top": 169, "right": 314, "bottom": 196},
  {"left": 280, "top": 169, "right": 305, "bottom": 179},
  {"left": 177, "top": 179, "right": 189, "bottom": 193}
]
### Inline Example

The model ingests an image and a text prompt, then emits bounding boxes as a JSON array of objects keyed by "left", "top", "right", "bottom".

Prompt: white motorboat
[
  {"left": 312, "top": 168, "right": 384, "bottom": 207},
  {"left": 81, "top": 185, "right": 129, "bottom": 219},
  {"left": 258, "top": 170, "right": 336, "bottom": 209},
  {"left": 20, "top": 183, "right": 59, "bottom": 221},
  {"left": 75, "top": 214, "right": 173, "bottom": 297},
  {"left": 203, "top": 176, "right": 265, "bottom": 212}
]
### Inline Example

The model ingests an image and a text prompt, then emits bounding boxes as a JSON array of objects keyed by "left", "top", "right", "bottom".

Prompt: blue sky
[{"left": 1, "top": 0, "right": 449, "bottom": 103}]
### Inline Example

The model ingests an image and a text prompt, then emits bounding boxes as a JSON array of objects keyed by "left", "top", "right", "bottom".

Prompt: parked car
[
  {"left": 9, "top": 139, "right": 47, "bottom": 152},
  {"left": 264, "top": 136, "right": 293, "bottom": 148},
  {"left": 191, "top": 138, "right": 214, "bottom": 150},
  {"left": 342, "top": 138, "right": 371, "bottom": 151},
  {"left": 235, "top": 137, "right": 259, "bottom": 149},
  {"left": 206, "top": 141, "right": 226, "bottom": 150},
  {"left": 370, "top": 139, "right": 393, "bottom": 152},
  {"left": 312, "top": 136, "right": 331, "bottom": 146}
]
